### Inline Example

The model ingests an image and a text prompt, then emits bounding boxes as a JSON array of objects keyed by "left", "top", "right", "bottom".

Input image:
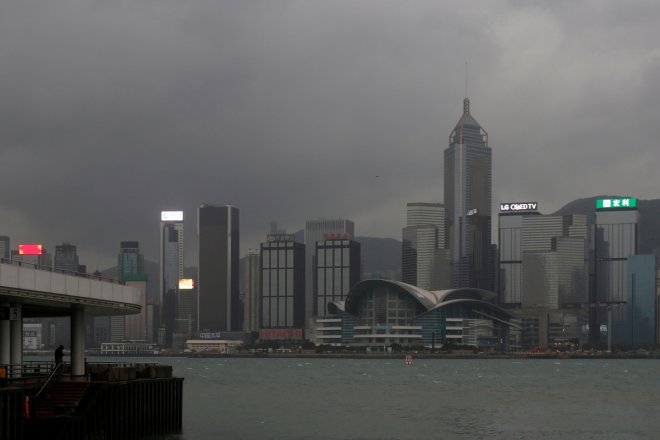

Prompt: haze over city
[{"left": 1, "top": 1, "right": 658, "bottom": 269}]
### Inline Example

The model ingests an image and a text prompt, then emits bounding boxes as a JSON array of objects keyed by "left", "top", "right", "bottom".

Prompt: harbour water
[{"left": 136, "top": 357, "right": 660, "bottom": 439}]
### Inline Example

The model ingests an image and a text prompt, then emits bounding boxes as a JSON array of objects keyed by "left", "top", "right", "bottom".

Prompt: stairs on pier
[{"left": 35, "top": 381, "right": 91, "bottom": 419}]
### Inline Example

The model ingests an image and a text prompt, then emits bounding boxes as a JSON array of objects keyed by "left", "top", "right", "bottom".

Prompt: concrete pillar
[
  {"left": 0, "top": 303, "right": 10, "bottom": 365},
  {"left": 10, "top": 304, "right": 22, "bottom": 370},
  {"left": 71, "top": 305, "right": 85, "bottom": 376}
]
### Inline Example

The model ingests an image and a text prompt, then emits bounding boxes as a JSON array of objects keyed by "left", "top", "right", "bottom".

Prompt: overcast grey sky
[{"left": 1, "top": 0, "right": 659, "bottom": 269}]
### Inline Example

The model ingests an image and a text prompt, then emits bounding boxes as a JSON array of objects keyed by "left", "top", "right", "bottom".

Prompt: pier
[
  {"left": 1, "top": 361, "right": 182, "bottom": 440},
  {"left": 1, "top": 260, "right": 183, "bottom": 439}
]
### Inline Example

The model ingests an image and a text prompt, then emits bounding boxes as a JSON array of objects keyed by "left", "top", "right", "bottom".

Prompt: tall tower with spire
[{"left": 444, "top": 97, "right": 492, "bottom": 289}]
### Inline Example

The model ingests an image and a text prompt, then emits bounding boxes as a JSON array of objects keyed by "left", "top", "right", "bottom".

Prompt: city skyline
[{"left": 1, "top": 2, "right": 659, "bottom": 271}]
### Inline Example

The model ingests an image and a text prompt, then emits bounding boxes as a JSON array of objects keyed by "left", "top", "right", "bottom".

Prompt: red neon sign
[{"left": 19, "top": 244, "right": 43, "bottom": 255}]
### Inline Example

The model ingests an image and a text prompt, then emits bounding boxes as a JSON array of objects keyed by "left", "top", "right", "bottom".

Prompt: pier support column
[
  {"left": 9, "top": 304, "right": 22, "bottom": 372},
  {"left": 71, "top": 304, "right": 85, "bottom": 376},
  {"left": 0, "top": 302, "right": 10, "bottom": 365}
]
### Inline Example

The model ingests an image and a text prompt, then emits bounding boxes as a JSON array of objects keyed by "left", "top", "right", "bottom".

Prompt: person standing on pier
[{"left": 54, "top": 345, "right": 64, "bottom": 365}]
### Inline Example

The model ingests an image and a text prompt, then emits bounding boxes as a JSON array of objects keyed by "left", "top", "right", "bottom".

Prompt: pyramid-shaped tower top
[{"left": 449, "top": 97, "right": 488, "bottom": 147}]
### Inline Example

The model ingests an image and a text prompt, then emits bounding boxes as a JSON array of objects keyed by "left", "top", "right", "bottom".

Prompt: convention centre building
[{"left": 314, "top": 279, "right": 519, "bottom": 351}]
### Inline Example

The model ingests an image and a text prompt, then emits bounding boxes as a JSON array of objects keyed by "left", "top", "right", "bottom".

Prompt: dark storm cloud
[{"left": 1, "top": 1, "right": 659, "bottom": 268}]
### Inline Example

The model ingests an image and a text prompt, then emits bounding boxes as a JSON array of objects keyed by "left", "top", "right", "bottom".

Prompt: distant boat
[{"left": 404, "top": 355, "right": 413, "bottom": 366}]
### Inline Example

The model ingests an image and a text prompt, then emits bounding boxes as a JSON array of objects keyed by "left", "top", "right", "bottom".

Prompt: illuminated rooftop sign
[
  {"left": 19, "top": 244, "right": 43, "bottom": 255},
  {"left": 161, "top": 211, "right": 184, "bottom": 222},
  {"left": 179, "top": 279, "right": 195, "bottom": 290},
  {"left": 596, "top": 198, "right": 637, "bottom": 210},
  {"left": 500, "top": 202, "right": 538, "bottom": 212}
]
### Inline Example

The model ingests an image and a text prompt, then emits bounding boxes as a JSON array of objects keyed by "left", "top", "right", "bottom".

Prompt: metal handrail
[{"left": 34, "top": 362, "right": 62, "bottom": 400}]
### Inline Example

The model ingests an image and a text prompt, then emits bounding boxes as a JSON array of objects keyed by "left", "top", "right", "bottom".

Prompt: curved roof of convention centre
[{"left": 338, "top": 279, "right": 509, "bottom": 318}]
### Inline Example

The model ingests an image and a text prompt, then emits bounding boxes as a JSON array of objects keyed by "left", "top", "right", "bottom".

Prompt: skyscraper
[
  {"left": 616, "top": 254, "right": 656, "bottom": 346},
  {"left": 260, "top": 234, "right": 305, "bottom": 328},
  {"left": 124, "top": 274, "right": 148, "bottom": 341},
  {"left": 304, "top": 219, "right": 354, "bottom": 326},
  {"left": 507, "top": 213, "right": 589, "bottom": 348},
  {"left": 498, "top": 202, "right": 541, "bottom": 306},
  {"left": 197, "top": 204, "right": 240, "bottom": 332},
  {"left": 401, "top": 202, "right": 448, "bottom": 290},
  {"left": 593, "top": 197, "right": 640, "bottom": 343},
  {"left": 315, "top": 234, "right": 361, "bottom": 316},
  {"left": 114, "top": 241, "right": 147, "bottom": 342},
  {"left": 118, "top": 241, "right": 144, "bottom": 281},
  {"left": 159, "top": 211, "right": 184, "bottom": 345},
  {"left": 242, "top": 250, "right": 261, "bottom": 332},
  {"left": 521, "top": 214, "right": 588, "bottom": 309},
  {"left": 54, "top": 243, "right": 83, "bottom": 273},
  {"left": 444, "top": 98, "right": 492, "bottom": 289}
]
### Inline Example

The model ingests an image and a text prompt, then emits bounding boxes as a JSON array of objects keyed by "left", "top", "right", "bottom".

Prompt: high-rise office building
[
  {"left": 197, "top": 204, "right": 240, "bottom": 332},
  {"left": 611, "top": 254, "right": 657, "bottom": 346},
  {"left": 498, "top": 202, "right": 541, "bottom": 306},
  {"left": 444, "top": 98, "right": 492, "bottom": 289},
  {"left": 118, "top": 241, "right": 144, "bottom": 282},
  {"left": 115, "top": 242, "right": 147, "bottom": 342},
  {"left": 521, "top": 214, "right": 588, "bottom": 309},
  {"left": 304, "top": 219, "right": 354, "bottom": 326},
  {"left": 505, "top": 213, "right": 589, "bottom": 349},
  {"left": 242, "top": 250, "right": 261, "bottom": 332},
  {"left": 260, "top": 234, "right": 305, "bottom": 328},
  {"left": 315, "top": 234, "right": 361, "bottom": 316},
  {"left": 159, "top": 211, "right": 184, "bottom": 346},
  {"left": 593, "top": 197, "right": 640, "bottom": 343},
  {"left": 0, "top": 236, "right": 10, "bottom": 261},
  {"left": 402, "top": 202, "right": 448, "bottom": 290},
  {"left": 175, "top": 286, "right": 197, "bottom": 337},
  {"left": 54, "top": 243, "right": 84, "bottom": 273},
  {"left": 594, "top": 198, "right": 639, "bottom": 304}
]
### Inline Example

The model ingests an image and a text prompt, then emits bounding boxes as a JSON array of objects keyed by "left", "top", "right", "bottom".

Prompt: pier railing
[{"left": 0, "top": 361, "right": 54, "bottom": 385}]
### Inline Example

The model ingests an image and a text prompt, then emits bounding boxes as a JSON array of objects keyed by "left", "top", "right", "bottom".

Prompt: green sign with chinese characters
[{"left": 596, "top": 197, "right": 637, "bottom": 210}]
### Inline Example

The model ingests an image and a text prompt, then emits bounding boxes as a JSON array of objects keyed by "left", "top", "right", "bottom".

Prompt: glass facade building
[
  {"left": 197, "top": 204, "right": 241, "bottom": 332},
  {"left": 54, "top": 243, "right": 82, "bottom": 273},
  {"left": 261, "top": 235, "right": 305, "bottom": 329},
  {"left": 406, "top": 202, "right": 445, "bottom": 227},
  {"left": 402, "top": 202, "right": 448, "bottom": 290},
  {"left": 498, "top": 211, "right": 541, "bottom": 306},
  {"left": 160, "top": 214, "right": 184, "bottom": 345},
  {"left": 444, "top": 98, "right": 492, "bottom": 290},
  {"left": 594, "top": 209, "right": 639, "bottom": 305},
  {"left": 242, "top": 250, "right": 261, "bottom": 332},
  {"left": 520, "top": 215, "right": 588, "bottom": 309},
  {"left": 592, "top": 203, "right": 639, "bottom": 342},
  {"left": 610, "top": 254, "right": 656, "bottom": 346},
  {"left": 314, "top": 238, "right": 361, "bottom": 316},
  {"left": 304, "top": 219, "right": 354, "bottom": 327},
  {"left": 502, "top": 214, "right": 589, "bottom": 348},
  {"left": 118, "top": 241, "right": 144, "bottom": 282}
]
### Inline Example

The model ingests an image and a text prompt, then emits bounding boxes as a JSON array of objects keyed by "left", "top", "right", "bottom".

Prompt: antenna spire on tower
[
  {"left": 463, "top": 61, "right": 470, "bottom": 115},
  {"left": 465, "top": 61, "right": 468, "bottom": 98}
]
